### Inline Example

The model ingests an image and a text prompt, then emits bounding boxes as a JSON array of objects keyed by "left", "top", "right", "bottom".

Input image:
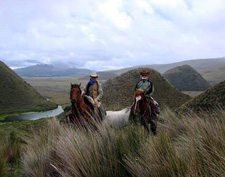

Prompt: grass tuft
[{"left": 19, "top": 108, "right": 225, "bottom": 177}]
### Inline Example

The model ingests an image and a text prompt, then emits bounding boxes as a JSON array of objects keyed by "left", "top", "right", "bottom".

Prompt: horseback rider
[
  {"left": 132, "top": 69, "right": 160, "bottom": 135},
  {"left": 82, "top": 72, "right": 105, "bottom": 120},
  {"left": 135, "top": 69, "right": 160, "bottom": 115}
]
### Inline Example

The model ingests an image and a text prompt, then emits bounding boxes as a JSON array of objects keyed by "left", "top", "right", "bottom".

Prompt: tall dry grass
[
  {"left": 0, "top": 131, "right": 23, "bottom": 176},
  {"left": 126, "top": 108, "right": 225, "bottom": 177},
  {"left": 22, "top": 109, "right": 225, "bottom": 177},
  {"left": 22, "top": 118, "right": 147, "bottom": 177},
  {"left": 0, "top": 141, "right": 7, "bottom": 177}
]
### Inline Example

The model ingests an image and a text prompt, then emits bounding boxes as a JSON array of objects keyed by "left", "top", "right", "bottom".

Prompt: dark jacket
[{"left": 135, "top": 79, "right": 154, "bottom": 96}]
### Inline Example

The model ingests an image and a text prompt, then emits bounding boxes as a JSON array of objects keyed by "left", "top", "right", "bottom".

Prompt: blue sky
[{"left": 0, "top": 0, "right": 225, "bottom": 71}]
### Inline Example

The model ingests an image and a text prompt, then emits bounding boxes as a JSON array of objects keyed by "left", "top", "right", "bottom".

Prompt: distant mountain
[
  {"left": 102, "top": 68, "right": 191, "bottom": 111},
  {"left": 144, "top": 57, "right": 225, "bottom": 73},
  {"left": 0, "top": 61, "right": 57, "bottom": 115},
  {"left": 78, "top": 71, "right": 118, "bottom": 80},
  {"left": 178, "top": 81, "right": 225, "bottom": 113},
  {"left": 91, "top": 57, "right": 225, "bottom": 84},
  {"left": 14, "top": 64, "right": 92, "bottom": 77},
  {"left": 200, "top": 66, "right": 225, "bottom": 85},
  {"left": 163, "top": 65, "right": 211, "bottom": 91}
]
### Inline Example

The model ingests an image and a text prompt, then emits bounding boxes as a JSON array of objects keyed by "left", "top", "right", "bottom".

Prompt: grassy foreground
[{"left": 1, "top": 109, "right": 225, "bottom": 176}]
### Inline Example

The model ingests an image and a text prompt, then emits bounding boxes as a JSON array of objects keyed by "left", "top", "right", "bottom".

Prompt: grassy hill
[
  {"left": 163, "top": 65, "right": 211, "bottom": 91},
  {"left": 102, "top": 68, "right": 191, "bottom": 111},
  {"left": 178, "top": 81, "right": 225, "bottom": 113},
  {"left": 0, "top": 61, "right": 57, "bottom": 115},
  {"left": 200, "top": 66, "right": 225, "bottom": 85}
]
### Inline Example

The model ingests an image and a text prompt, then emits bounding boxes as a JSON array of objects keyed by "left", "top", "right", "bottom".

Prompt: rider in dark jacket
[
  {"left": 135, "top": 70, "right": 154, "bottom": 97},
  {"left": 134, "top": 69, "right": 160, "bottom": 135},
  {"left": 135, "top": 70, "right": 160, "bottom": 114}
]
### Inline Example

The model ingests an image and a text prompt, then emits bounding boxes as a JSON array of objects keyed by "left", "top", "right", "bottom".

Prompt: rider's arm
[
  {"left": 135, "top": 81, "right": 140, "bottom": 90},
  {"left": 82, "top": 83, "right": 88, "bottom": 96},
  {"left": 97, "top": 82, "right": 103, "bottom": 100},
  {"left": 146, "top": 81, "right": 154, "bottom": 96}
]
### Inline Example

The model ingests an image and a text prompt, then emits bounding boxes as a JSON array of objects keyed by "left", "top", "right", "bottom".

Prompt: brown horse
[
  {"left": 66, "top": 83, "right": 99, "bottom": 130},
  {"left": 129, "top": 89, "right": 157, "bottom": 134}
]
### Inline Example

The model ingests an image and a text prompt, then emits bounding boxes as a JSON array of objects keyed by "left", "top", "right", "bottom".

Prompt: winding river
[{"left": 4, "top": 105, "right": 64, "bottom": 122}]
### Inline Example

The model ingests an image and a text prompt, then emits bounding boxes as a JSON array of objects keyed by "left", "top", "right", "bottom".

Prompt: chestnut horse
[
  {"left": 129, "top": 89, "right": 157, "bottom": 134},
  {"left": 66, "top": 83, "right": 99, "bottom": 130}
]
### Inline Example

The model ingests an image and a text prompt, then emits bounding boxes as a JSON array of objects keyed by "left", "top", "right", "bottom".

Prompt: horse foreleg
[
  {"left": 149, "top": 119, "right": 157, "bottom": 135},
  {"left": 141, "top": 118, "right": 150, "bottom": 134},
  {"left": 144, "top": 123, "right": 150, "bottom": 135},
  {"left": 66, "top": 114, "right": 72, "bottom": 123}
]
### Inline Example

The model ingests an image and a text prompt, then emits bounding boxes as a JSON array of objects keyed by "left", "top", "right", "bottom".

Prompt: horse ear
[{"left": 79, "top": 83, "right": 81, "bottom": 87}]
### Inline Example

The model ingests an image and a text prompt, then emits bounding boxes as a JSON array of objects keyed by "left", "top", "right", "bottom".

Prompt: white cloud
[
  {"left": 0, "top": 0, "right": 225, "bottom": 70},
  {"left": 42, "top": 56, "right": 51, "bottom": 64},
  {"left": 84, "top": 58, "right": 127, "bottom": 71},
  {"left": 99, "top": 0, "right": 132, "bottom": 30},
  {"left": 136, "top": 0, "right": 154, "bottom": 15}
]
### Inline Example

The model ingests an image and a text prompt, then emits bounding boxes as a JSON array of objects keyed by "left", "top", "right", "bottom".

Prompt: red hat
[{"left": 140, "top": 69, "right": 149, "bottom": 75}]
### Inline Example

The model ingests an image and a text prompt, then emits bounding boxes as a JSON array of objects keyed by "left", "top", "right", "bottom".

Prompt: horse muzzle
[
  {"left": 134, "top": 109, "right": 139, "bottom": 115},
  {"left": 71, "top": 99, "right": 78, "bottom": 104}
]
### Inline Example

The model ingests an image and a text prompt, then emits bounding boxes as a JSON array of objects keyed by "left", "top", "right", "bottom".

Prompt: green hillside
[
  {"left": 200, "top": 66, "right": 225, "bottom": 85},
  {"left": 163, "top": 65, "right": 211, "bottom": 91},
  {"left": 102, "top": 68, "right": 191, "bottom": 111},
  {"left": 179, "top": 81, "right": 225, "bottom": 113},
  {"left": 0, "top": 61, "right": 57, "bottom": 115}
]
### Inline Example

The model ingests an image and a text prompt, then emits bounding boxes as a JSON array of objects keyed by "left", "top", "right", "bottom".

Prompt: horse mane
[
  {"left": 71, "top": 84, "right": 81, "bottom": 93},
  {"left": 71, "top": 84, "right": 80, "bottom": 87},
  {"left": 134, "top": 89, "right": 146, "bottom": 99}
]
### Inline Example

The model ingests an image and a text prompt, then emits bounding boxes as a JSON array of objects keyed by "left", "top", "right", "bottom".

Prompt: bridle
[{"left": 71, "top": 85, "right": 82, "bottom": 108}]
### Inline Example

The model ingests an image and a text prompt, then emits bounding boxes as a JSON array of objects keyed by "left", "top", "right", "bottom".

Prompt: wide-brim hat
[
  {"left": 140, "top": 69, "right": 149, "bottom": 75},
  {"left": 90, "top": 72, "right": 98, "bottom": 78}
]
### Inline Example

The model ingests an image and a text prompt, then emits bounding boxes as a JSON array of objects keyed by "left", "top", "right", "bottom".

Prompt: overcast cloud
[{"left": 0, "top": 0, "right": 225, "bottom": 70}]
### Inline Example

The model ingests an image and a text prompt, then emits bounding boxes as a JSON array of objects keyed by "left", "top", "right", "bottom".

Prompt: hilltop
[
  {"left": 178, "top": 81, "right": 225, "bottom": 113},
  {"left": 102, "top": 68, "right": 191, "bottom": 111},
  {"left": 163, "top": 65, "right": 211, "bottom": 91},
  {"left": 0, "top": 61, "right": 57, "bottom": 115},
  {"left": 14, "top": 64, "right": 92, "bottom": 77}
]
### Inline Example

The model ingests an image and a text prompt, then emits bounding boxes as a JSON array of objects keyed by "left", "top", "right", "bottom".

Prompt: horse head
[
  {"left": 133, "top": 89, "right": 146, "bottom": 115},
  {"left": 70, "top": 83, "right": 82, "bottom": 104}
]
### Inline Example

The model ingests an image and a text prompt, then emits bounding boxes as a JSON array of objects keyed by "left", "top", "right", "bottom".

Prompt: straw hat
[{"left": 90, "top": 72, "right": 98, "bottom": 78}]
